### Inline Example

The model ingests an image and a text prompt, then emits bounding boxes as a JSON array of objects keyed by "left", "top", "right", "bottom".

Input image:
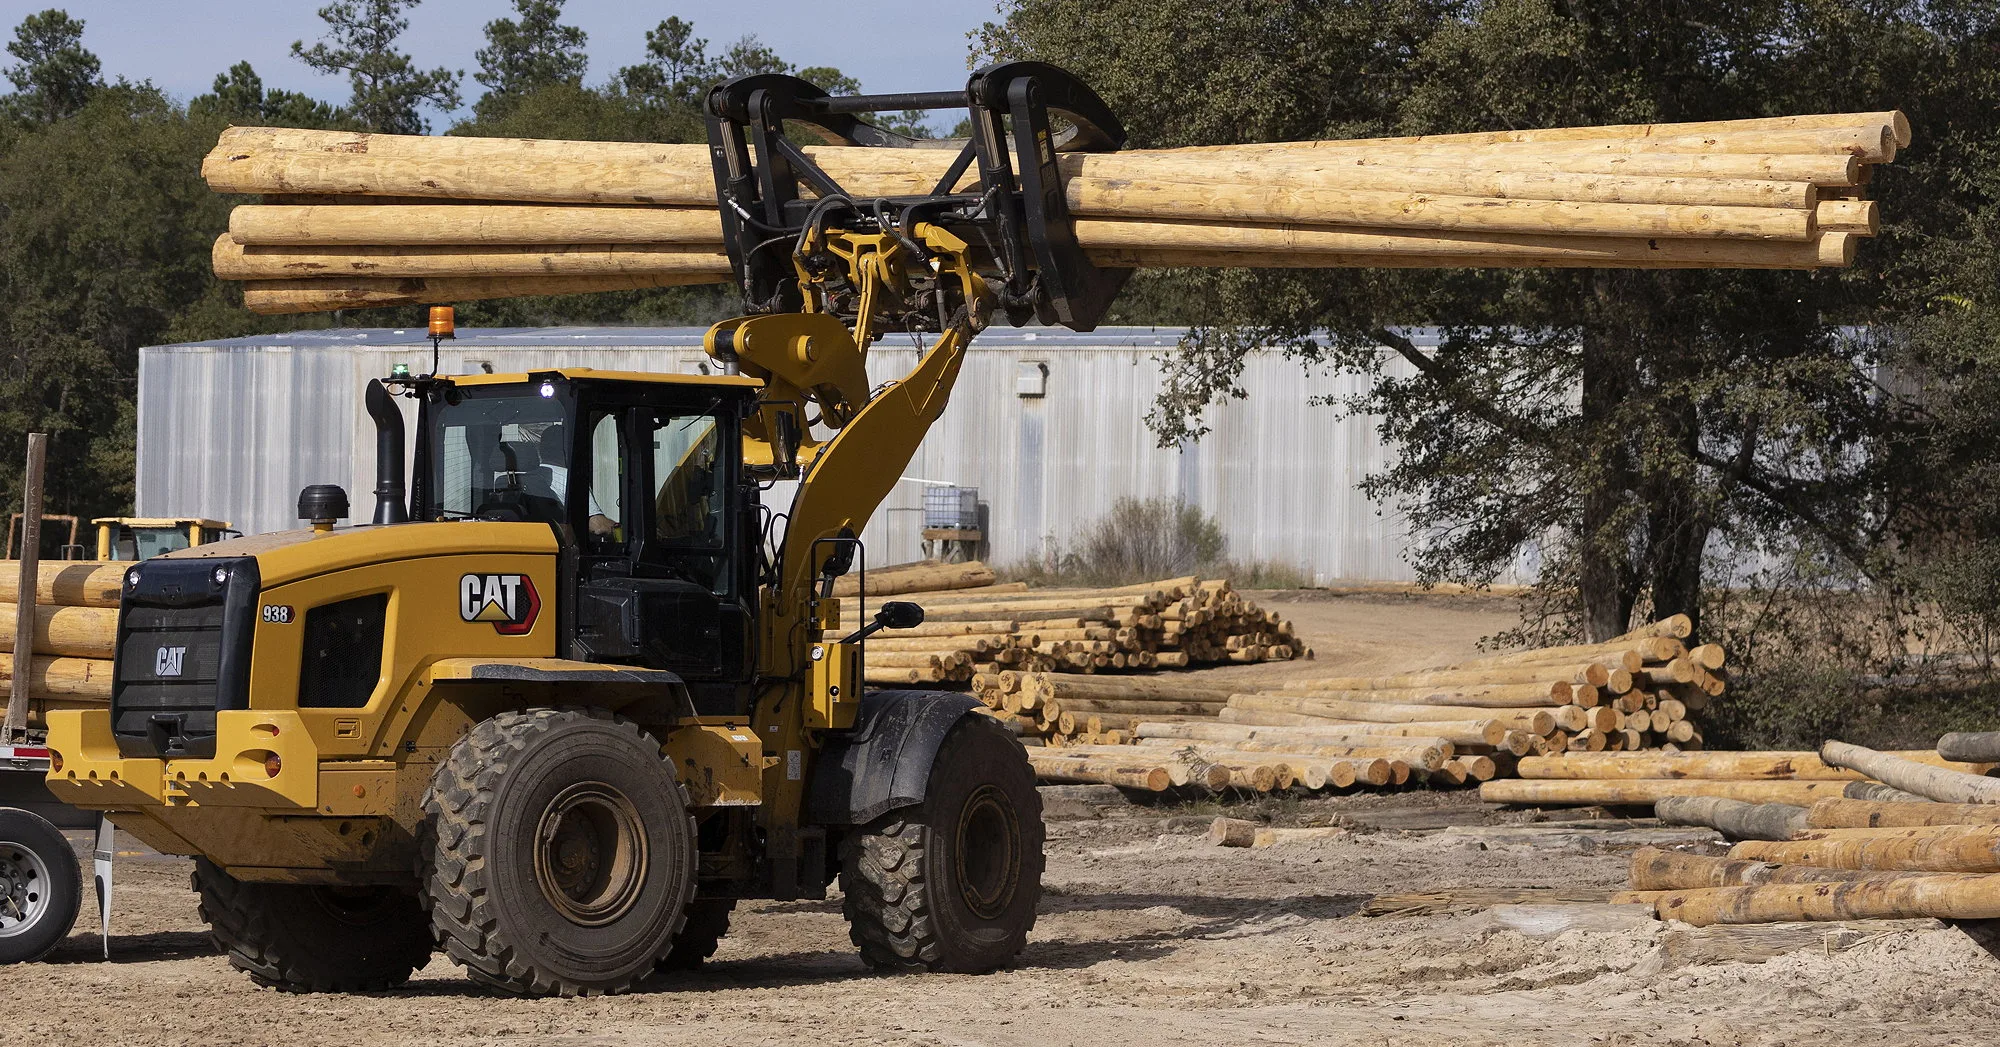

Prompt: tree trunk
[{"left": 1577, "top": 284, "right": 1641, "bottom": 641}]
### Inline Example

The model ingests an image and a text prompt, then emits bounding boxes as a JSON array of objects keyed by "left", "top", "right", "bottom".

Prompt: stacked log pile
[
  {"left": 1479, "top": 747, "right": 1982, "bottom": 807},
  {"left": 851, "top": 561, "right": 1304, "bottom": 686},
  {"left": 197, "top": 113, "right": 1907, "bottom": 313},
  {"left": 0, "top": 561, "right": 122, "bottom": 727},
  {"left": 995, "top": 614, "right": 1723, "bottom": 793},
  {"left": 1225, "top": 614, "right": 1718, "bottom": 757},
  {"left": 1604, "top": 741, "right": 2000, "bottom": 926}
]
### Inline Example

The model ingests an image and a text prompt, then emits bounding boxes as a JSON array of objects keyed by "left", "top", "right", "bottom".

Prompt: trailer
[{"left": 3, "top": 434, "right": 116, "bottom": 963}]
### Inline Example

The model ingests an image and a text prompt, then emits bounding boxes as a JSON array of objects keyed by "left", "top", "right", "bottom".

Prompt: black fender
[{"left": 806, "top": 690, "right": 981, "bottom": 826}]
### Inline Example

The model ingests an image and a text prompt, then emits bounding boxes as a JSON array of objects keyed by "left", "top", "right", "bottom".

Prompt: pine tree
[{"left": 291, "top": 0, "right": 460, "bottom": 134}]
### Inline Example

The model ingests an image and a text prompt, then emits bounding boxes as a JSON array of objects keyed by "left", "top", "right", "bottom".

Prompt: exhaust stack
[{"left": 365, "top": 379, "right": 409, "bottom": 525}]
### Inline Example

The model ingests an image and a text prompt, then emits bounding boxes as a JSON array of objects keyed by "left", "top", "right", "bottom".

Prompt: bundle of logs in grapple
[
  {"left": 0, "top": 561, "right": 120, "bottom": 728},
  {"left": 991, "top": 613, "right": 1719, "bottom": 794},
  {"left": 196, "top": 112, "right": 1908, "bottom": 313},
  {"left": 844, "top": 560, "right": 1305, "bottom": 686}
]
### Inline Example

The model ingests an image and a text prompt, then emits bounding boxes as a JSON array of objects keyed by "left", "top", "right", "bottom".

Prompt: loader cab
[{"left": 411, "top": 370, "right": 762, "bottom": 711}]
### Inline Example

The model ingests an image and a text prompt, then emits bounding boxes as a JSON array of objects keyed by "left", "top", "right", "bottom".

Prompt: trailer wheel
[
  {"left": 192, "top": 859, "right": 432, "bottom": 991},
  {"left": 422, "top": 707, "right": 697, "bottom": 996},
  {"left": 840, "top": 713, "right": 1043, "bottom": 972},
  {"left": 0, "top": 808, "right": 81, "bottom": 964}
]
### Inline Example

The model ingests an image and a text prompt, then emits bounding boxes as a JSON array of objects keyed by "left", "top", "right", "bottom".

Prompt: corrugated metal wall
[{"left": 137, "top": 326, "right": 1499, "bottom": 584}]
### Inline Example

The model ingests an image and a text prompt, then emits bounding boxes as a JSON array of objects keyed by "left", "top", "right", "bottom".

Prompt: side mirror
[
  {"left": 876, "top": 601, "right": 925, "bottom": 630},
  {"left": 843, "top": 600, "right": 925, "bottom": 645}
]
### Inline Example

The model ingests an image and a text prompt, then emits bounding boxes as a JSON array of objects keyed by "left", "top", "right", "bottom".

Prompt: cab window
[{"left": 645, "top": 410, "right": 729, "bottom": 591}]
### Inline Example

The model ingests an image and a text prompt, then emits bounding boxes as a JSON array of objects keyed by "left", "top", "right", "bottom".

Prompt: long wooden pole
[
  {"left": 1641, "top": 873, "right": 2000, "bottom": 926},
  {"left": 1820, "top": 740, "right": 2000, "bottom": 804},
  {"left": 6, "top": 433, "right": 46, "bottom": 740}
]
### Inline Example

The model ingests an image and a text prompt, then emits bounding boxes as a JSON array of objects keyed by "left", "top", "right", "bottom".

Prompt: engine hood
[{"left": 155, "top": 522, "right": 559, "bottom": 588}]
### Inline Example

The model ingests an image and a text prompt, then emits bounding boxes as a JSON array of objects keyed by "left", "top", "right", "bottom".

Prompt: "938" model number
[{"left": 261, "top": 604, "right": 295, "bottom": 624}]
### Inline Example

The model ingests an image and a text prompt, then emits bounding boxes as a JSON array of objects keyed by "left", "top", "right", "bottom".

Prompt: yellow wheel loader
[{"left": 42, "top": 63, "right": 1128, "bottom": 995}]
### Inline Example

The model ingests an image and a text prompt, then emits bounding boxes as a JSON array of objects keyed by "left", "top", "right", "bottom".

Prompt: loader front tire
[
  {"left": 421, "top": 707, "right": 697, "bottom": 996},
  {"left": 839, "top": 713, "right": 1043, "bottom": 972},
  {"left": 193, "top": 859, "right": 432, "bottom": 991}
]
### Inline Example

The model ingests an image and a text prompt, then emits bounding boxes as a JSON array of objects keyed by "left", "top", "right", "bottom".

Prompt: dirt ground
[{"left": 11, "top": 591, "right": 1999, "bottom": 1046}]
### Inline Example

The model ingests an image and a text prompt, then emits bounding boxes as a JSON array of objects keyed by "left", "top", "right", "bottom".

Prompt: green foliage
[
  {"left": 292, "top": 0, "right": 461, "bottom": 133},
  {"left": 4, "top": 8, "right": 98, "bottom": 123},
  {"left": 614, "top": 17, "right": 716, "bottom": 108},
  {"left": 472, "top": 0, "right": 587, "bottom": 122},
  {"left": 0, "top": 82, "right": 233, "bottom": 520},
  {"left": 188, "top": 61, "right": 348, "bottom": 128}
]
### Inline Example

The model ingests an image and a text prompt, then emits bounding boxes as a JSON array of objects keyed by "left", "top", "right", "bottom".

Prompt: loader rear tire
[
  {"left": 658, "top": 898, "right": 734, "bottom": 970},
  {"left": 839, "top": 713, "right": 1043, "bottom": 972},
  {"left": 421, "top": 707, "right": 696, "bottom": 996},
  {"left": 193, "top": 859, "right": 432, "bottom": 991}
]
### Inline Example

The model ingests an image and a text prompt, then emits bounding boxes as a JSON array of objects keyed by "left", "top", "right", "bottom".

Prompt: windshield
[{"left": 422, "top": 389, "right": 571, "bottom": 526}]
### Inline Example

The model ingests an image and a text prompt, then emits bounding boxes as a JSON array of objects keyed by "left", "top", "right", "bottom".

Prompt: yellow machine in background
[
  {"left": 92, "top": 517, "right": 235, "bottom": 561},
  {"left": 44, "top": 64, "right": 1127, "bottom": 995}
]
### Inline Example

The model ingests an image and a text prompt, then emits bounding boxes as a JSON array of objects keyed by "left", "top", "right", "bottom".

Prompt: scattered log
[
  {"left": 1654, "top": 796, "right": 1807, "bottom": 841},
  {"left": 1026, "top": 752, "right": 1169, "bottom": 791},
  {"left": 1208, "top": 817, "right": 1262, "bottom": 847},
  {"left": 1627, "top": 845, "right": 1930, "bottom": 891},
  {"left": 1819, "top": 740, "right": 2000, "bottom": 804},
  {"left": 1806, "top": 798, "right": 2000, "bottom": 829},
  {"left": 1644, "top": 873, "right": 2000, "bottom": 926},
  {"left": 1480, "top": 778, "right": 1856, "bottom": 806},
  {"left": 1730, "top": 827, "right": 2000, "bottom": 872},
  {"left": 1936, "top": 731, "right": 2000, "bottom": 764}
]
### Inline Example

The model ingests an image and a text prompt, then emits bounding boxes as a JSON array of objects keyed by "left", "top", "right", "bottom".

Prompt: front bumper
[{"left": 47, "top": 709, "right": 322, "bottom": 810}]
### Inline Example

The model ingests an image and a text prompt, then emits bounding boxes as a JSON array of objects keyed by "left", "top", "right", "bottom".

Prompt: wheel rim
[
  {"left": 954, "top": 785, "right": 1020, "bottom": 920},
  {"left": 533, "top": 782, "right": 649, "bottom": 927},
  {"left": 0, "top": 840, "right": 53, "bottom": 938}
]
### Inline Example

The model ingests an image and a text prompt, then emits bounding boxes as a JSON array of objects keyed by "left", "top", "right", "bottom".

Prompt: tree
[
  {"left": 0, "top": 83, "right": 233, "bottom": 522},
  {"left": 189, "top": 61, "right": 347, "bottom": 128},
  {"left": 615, "top": 17, "right": 716, "bottom": 108},
  {"left": 292, "top": 0, "right": 461, "bottom": 134},
  {"left": 982, "top": 0, "right": 2000, "bottom": 644},
  {"left": 472, "top": 0, "right": 587, "bottom": 121},
  {"left": 4, "top": 9, "right": 100, "bottom": 123}
]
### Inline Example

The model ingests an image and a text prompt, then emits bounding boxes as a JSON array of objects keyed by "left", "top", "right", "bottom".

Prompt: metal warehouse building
[{"left": 136, "top": 325, "right": 1498, "bottom": 584}]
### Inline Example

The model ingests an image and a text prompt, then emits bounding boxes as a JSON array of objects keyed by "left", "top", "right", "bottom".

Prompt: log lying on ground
[
  {"left": 1819, "top": 740, "right": 2000, "bottom": 804},
  {"left": 1515, "top": 750, "right": 1985, "bottom": 781},
  {"left": 831, "top": 559, "right": 996, "bottom": 599},
  {"left": 1806, "top": 798, "right": 2000, "bottom": 829},
  {"left": 1213, "top": 709, "right": 1511, "bottom": 746},
  {"left": 1936, "top": 731, "right": 2000, "bottom": 764},
  {"left": 1640, "top": 873, "right": 2000, "bottom": 926},
  {"left": 1843, "top": 780, "right": 1934, "bottom": 803},
  {"left": 1229, "top": 693, "right": 1557, "bottom": 734},
  {"left": 1626, "top": 846, "right": 1933, "bottom": 891},
  {"left": 1480, "top": 778, "right": 1856, "bottom": 806},
  {"left": 1730, "top": 827, "right": 2000, "bottom": 872},
  {"left": 1026, "top": 751, "right": 1171, "bottom": 791},
  {"left": 1655, "top": 796, "right": 1808, "bottom": 841}
]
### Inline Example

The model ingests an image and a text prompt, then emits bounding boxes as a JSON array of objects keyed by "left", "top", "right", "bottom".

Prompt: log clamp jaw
[{"left": 703, "top": 61, "right": 1129, "bottom": 332}]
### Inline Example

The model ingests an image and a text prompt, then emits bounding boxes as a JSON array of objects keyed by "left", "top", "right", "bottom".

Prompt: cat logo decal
[{"left": 459, "top": 574, "right": 540, "bottom": 635}]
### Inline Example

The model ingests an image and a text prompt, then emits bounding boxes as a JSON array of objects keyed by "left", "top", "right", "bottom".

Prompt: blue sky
[{"left": 9, "top": 0, "right": 998, "bottom": 128}]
